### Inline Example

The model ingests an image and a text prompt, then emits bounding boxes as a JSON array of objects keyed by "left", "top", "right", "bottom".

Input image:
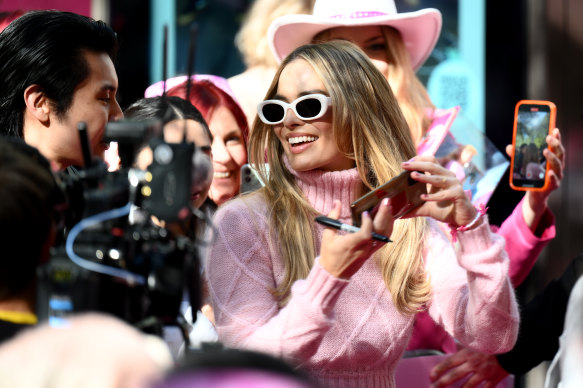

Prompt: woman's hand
[
  {"left": 319, "top": 199, "right": 393, "bottom": 279},
  {"left": 401, "top": 155, "right": 477, "bottom": 227},
  {"left": 430, "top": 347, "right": 509, "bottom": 388},
  {"left": 507, "top": 128, "right": 565, "bottom": 234}
]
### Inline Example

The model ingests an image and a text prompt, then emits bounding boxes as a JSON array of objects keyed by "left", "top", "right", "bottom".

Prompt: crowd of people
[{"left": 0, "top": 1, "right": 579, "bottom": 387}]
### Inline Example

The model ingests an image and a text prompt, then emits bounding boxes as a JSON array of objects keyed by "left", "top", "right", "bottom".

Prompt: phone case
[
  {"left": 509, "top": 100, "right": 556, "bottom": 192},
  {"left": 239, "top": 164, "right": 268, "bottom": 194},
  {"left": 350, "top": 171, "right": 426, "bottom": 227}
]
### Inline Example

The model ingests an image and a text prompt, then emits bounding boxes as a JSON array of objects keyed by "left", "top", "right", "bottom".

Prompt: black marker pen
[{"left": 315, "top": 216, "right": 392, "bottom": 243}]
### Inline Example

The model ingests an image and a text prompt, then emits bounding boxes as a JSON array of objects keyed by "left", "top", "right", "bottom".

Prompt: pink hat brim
[
  {"left": 144, "top": 74, "right": 240, "bottom": 105},
  {"left": 268, "top": 8, "right": 441, "bottom": 71}
]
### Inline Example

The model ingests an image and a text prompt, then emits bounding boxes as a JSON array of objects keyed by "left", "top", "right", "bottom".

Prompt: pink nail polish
[{"left": 402, "top": 157, "right": 415, "bottom": 166}]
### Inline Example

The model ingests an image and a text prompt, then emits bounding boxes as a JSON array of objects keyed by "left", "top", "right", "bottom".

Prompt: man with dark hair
[
  {"left": 0, "top": 10, "right": 123, "bottom": 170},
  {"left": 0, "top": 137, "right": 60, "bottom": 343}
]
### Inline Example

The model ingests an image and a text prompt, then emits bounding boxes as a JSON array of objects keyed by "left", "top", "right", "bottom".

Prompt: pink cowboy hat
[{"left": 268, "top": 0, "right": 442, "bottom": 70}]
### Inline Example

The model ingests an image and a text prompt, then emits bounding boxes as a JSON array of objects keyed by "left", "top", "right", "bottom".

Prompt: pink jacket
[
  {"left": 407, "top": 108, "right": 555, "bottom": 353},
  {"left": 206, "top": 165, "right": 519, "bottom": 388}
]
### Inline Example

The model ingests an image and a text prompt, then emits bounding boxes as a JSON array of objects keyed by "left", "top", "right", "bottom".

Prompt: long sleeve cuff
[
  {"left": 493, "top": 197, "right": 556, "bottom": 286},
  {"left": 457, "top": 216, "right": 495, "bottom": 254},
  {"left": 514, "top": 197, "right": 555, "bottom": 243}
]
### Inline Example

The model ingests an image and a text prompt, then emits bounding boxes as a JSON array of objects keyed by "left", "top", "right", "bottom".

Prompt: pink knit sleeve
[
  {"left": 425, "top": 219, "right": 519, "bottom": 355},
  {"left": 205, "top": 196, "right": 348, "bottom": 361},
  {"left": 492, "top": 198, "right": 555, "bottom": 286}
]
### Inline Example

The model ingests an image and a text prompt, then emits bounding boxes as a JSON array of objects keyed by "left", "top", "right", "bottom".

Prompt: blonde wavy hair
[
  {"left": 235, "top": 0, "right": 315, "bottom": 68},
  {"left": 314, "top": 26, "right": 435, "bottom": 146},
  {"left": 249, "top": 40, "right": 430, "bottom": 314}
]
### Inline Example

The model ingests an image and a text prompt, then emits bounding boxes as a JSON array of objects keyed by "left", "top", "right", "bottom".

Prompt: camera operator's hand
[
  {"left": 401, "top": 156, "right": 478, "bottom": 229},
  {"left": 319, "top": 199, "right": 393, "bottom": 279}
]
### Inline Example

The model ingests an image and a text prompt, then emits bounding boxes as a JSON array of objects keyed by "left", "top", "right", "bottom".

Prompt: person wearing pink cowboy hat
[
  {"left": 206, "top": 39, "right": 519, "bottom": 388},
  {"left": 269, "top": 0, "right": 440, "bottom": 71},
  {"left": 267, "top": 0, "right": 566, "bottom": 385}
]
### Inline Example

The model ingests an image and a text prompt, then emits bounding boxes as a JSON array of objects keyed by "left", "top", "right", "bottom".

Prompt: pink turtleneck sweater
[{"left": 206, "top": 165, "right": 519, "bottom": 388}]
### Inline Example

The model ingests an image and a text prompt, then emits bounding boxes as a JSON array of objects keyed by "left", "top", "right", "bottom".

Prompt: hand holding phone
[
  {"left": 350, "top": 171, "right": 426, "bottom": 227},
  {"left": 510, "top": 100, "right": 556, "bottom": 191}
]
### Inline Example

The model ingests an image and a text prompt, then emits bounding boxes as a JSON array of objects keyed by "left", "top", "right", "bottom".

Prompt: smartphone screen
[{"left": 510, "top": 101, "right": 555, "bottom": 190}]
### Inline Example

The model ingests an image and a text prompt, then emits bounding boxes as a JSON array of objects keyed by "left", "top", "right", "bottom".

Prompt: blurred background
[{"left": 1, "top": 0, "right": 582, "bottom": 386}]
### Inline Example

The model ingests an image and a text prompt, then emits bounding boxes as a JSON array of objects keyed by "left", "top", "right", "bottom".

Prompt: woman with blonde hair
[
  {"left": 268, "top": 0, "right": 565, "bottom": 356},
  {"left": 206, "top": 40, "right": 518, "bottom": 387}
]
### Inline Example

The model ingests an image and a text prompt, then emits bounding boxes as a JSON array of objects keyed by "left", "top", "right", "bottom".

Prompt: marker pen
[{"left": 315, "top": 215, "right": 391, "bottom": 243}]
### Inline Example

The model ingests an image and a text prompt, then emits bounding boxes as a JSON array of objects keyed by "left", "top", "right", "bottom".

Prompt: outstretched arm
[
  {"left": 402, "top": 156, "right": 520, "bottom": 354},
  {"left": 430, "top": 254, "right": 583, "bottom": 387},
  {"left": 517, "top": 128, "right": 564, "bottom": 234},
  {"left": 497, "top": 128, "right": 563, "bottom": 286}
]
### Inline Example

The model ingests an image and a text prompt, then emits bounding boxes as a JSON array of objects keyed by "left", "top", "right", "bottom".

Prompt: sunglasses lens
[
  {"left": 296, "top": 98, "right": 322, "bottom": 119},
  {"left": 261, "top": 103, "right": 285, "bottom": 123}
]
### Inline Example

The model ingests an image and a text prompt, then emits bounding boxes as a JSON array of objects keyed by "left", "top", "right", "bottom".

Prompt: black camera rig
[{"left": 38, "top": 119, "right": 204, "bottom": 341}]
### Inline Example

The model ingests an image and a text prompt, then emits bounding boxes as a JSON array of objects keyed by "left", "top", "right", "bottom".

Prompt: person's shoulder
[
  {"left": 217, "top": 191, "right": 267, "bottom": 211},
  {"left": 213, "top": 192, "right": 269, "bottom": 225},
  {"left": 210, "top": 193, "right": 275, "bottom": 252}
]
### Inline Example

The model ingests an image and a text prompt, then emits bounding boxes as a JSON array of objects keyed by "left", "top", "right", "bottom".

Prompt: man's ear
[{"left": 23, "top": 84, "right": 51, "bottom": 123}]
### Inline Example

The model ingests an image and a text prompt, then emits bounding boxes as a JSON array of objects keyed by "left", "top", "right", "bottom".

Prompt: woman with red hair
[{"left": 167, "top": 79, "right": 249, "bottom": 207}]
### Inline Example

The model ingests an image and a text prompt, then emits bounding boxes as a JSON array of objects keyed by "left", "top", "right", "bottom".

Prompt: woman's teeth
[
  {"left": 214, "top": 171, "right": 231, "bottom": 179},
  {"left": 289, "top": 136, "right": 317, "bottom": 145}
]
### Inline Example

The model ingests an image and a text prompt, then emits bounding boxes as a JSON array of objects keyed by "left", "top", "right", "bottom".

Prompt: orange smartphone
[
  {"left": 509, "top": 100, "right": 556, "bottom": 191},
  {"left": 350, "top": 171, "right": 426, "bottom": 227}
]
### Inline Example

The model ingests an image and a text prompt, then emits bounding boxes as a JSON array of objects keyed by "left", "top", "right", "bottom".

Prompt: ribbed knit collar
[{"left": 284, "top": 157, "right": 362, "bottom": 222}]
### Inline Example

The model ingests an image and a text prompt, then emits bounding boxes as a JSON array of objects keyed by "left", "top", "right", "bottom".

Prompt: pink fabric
[
  {"left": 158, "top": 369, "right": 311, "bottom": 388},
  {"left": 331, "top": 11, "right": 389, "bottom": 19},
  {"left": 0, "top": 1, "right": 90, "bottom": 16},
  {"left": 406, "top": 312, "right": 457, "bottom": 353},
  {"left": 494, "top": 198, "right": 555, "bottom": 287},
  {"left": 407, "top": 108, "right": 556, "bottom": 353},
  {"left": 416, "top": 107, "right": 459, "bottom": 156},
  {"left": 206, "top": 165, "right": 519, "bottom": 388}
]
